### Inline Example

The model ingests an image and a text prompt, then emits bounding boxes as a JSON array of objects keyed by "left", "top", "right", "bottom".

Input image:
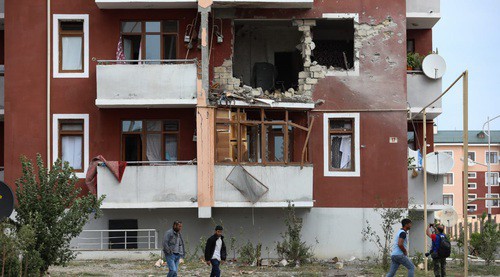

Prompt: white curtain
[
  {"left": 165, "top": 135, "right": 178, "bottom": 161},
  {"left": 62, "top": 136, "right": 83, "bottom": 169},
  {"left": 146, "top": 134, "right": 162, "bottom": 162},
  {"left": 62, "top": 36, "right": 83, "bottom": 70},
  {"left": 339, "top": 135, "right": 351, "bottom": 169}
]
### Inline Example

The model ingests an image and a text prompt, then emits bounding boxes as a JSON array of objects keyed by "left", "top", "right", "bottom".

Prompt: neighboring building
[
  {"left": 5, "top": 0, "right": 441, "bottom": 257},
  {"left": 0, "top": 0, "right": 4, "bottom": 182},
  {"left": 435, "top": 130, "right": 500, "bottom": 218}
]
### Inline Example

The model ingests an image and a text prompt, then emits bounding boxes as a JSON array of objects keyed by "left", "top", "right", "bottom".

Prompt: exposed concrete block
[
  {"left": 303, "top": 84, "right": 312, "bottom": 90},
  {"left": 305, "top": 78, "right": 317, "bottom": 85},
  {"left": 312, "top": 72, "right": 326, "bottom": 79},
  {"left": 310, "top": 65, "right": 323, "bottom": 72},
  {"left": 298, "top": 79, "right": 305, "bottom": 85},
  {"left": 304, "top": 48, "right": 311, "bottom": 56},
  {"left": 214, "top": 67, "right": 225, "bottom": 73},
  {"left": 220, "top": 72, "right": 231, "bottom": 79},
  {"left": 303, "top": 20, "right": 316, "bottom": 26},
  {"left": 304, "top": 37, "right": 312, "bottom": 43},
  {"left": 298, "top": 26, "right": 310, "bottom": 32},
  {"left": 303, "top": 61, "right": 311, "bottom": 67},
  {"left": 222, "top": 59, "right": 232, "bottom": 67},
  {"left": 298, "top": 72, "right": 309, "bottom": 78}
]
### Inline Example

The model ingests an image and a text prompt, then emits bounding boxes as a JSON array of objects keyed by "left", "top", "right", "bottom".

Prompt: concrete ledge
[
  {"left": 214, "top": 201, "right": 314, "bottom": 208},
  {"left": 101, "top": 202, "right": 198, "bottom": 209},
  {"left": 95, "top": 98, "right": 197, "bottom": 108},
  {"left": 74, "top": 250, "right": 161, "bottom": 260}
]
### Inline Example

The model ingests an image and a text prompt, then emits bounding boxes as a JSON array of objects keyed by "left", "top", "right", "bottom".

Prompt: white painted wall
[
  {"left": 406, "top": 0, "right": 440, "bottom": 14},
  {"left": 95, "top": 0, "right": 197, "bottom": 9},
  {"left": 97, "top": 165, "right": 198, "bottom": 208},
  {"left": 408, "top": 171, "right": 444, "bottom": 206},
  {"left": 407, "top": 73, "right": 442, "bottom": 111},
  {"left": 72, "top": 207, "right": 401, "bottom": 260},
  {"left": 214, "top": 165, "right": 313, "bottom": 207},
  {"left": 96, "top": 63, "right": 197, "bottom": 108}
]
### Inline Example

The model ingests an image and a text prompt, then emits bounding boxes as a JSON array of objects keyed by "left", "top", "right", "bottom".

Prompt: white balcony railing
[
  {"left": 407, "top": 170, "right": 444, "bottom": 210},
  {"left": 213, "top": 0, "right": 313, "bottom": 8},
  {"left": 407, "top": 71, "right": 442, "bottom": 119},
  {"left": 95, "top": 0, "right": 198, "bottom": 9},
  {"left": 214, "top": 165, "right": 314, "bottom": 207},
  {"left": 95, "top": 59, "right": 197, "bottom": 108},
  {"left": 97, "top": 163, "right": 198, "bottom": 209},
  {"left": 71, "top": 229, "right": 158, "bottom": 250}
]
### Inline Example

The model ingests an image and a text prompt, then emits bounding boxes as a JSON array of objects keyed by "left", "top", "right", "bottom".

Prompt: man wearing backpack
[{"left": 426, "top": 224, "right": 450, "bottom": 277}]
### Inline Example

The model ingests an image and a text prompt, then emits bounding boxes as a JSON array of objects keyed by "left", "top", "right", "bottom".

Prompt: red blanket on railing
[{"left": 85, "top": 155, "right": 127, "bottom": 194}]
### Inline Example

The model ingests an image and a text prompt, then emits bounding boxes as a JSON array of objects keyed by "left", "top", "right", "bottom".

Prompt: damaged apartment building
[{"left": 4, "top": 0, "right": 443, "bottom": 258}]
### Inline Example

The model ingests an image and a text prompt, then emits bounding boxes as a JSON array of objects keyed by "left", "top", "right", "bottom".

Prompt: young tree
[{"left": 15, "top": 154, "right": 104, "bottom": 274}]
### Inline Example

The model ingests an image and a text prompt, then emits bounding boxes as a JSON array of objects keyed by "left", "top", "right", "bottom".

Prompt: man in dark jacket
[
  {"left": 205, "top": 225, "right": 227, "bottom": 277},
  {"left": 162, "top": 220, "right": 185, "bottom": 277}
]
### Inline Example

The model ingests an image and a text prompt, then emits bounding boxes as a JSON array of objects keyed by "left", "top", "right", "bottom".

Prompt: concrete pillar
[{"left": 196, "top": 0, "right": 214, "bottom": 218}]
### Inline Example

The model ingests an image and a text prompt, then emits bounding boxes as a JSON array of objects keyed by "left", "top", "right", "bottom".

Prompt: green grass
[{"left": 363, "top": 263, "right": 500, "bottom": 276}]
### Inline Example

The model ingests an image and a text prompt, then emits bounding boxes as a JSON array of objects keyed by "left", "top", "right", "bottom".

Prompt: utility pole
[{"left": 483, "top": 114, "right": 500, "bottom": 222}]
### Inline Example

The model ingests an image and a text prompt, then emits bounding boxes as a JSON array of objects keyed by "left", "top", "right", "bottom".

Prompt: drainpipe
[{"left": 46, "top": 0, "right": 51, "bottom": 166}]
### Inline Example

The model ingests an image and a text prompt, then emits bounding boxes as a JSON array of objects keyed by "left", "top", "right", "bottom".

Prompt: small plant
[
  {"left": 469, "top": 212, "right": 499, "bottom": 266},
  {"left": 407, "top": 52, "right": 423, "bottom": 70},
  {"left": 276, "top": 203, "right": 314, "bottom": 266},
  {"left": 411, "top": 252, "right": 423, "bottom": 267},
  {"left": 255, "top": 243, "right": 262, "bottom": 265},
  {"left": 230, "top": 236, "right": 238, "bottom": 261},
  {"left": 238, "top": 241, "right": 256, "bottom": 265},
  {"left": 198, "top": 236, "right": 207, "bottom": 261}
]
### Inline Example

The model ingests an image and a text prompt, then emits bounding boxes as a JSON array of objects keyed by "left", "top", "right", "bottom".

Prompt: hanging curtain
[
  {"left": 62, "top": 136, "right": 83, "bottom": 169},
  {"left": 146, "top": 134, "right": 162, "bottom": 162},
  {"left": 165, "top": 135, "right": 178, "bottom": 161},
  {"left": 331, "top": 135, "right": 351, "bottom": 169},
  {"left": 62, "top": 37, "right": 83, "bottom": 70},
  {"left": 116, "top": 36, "right": 126, "bottom": 63}
]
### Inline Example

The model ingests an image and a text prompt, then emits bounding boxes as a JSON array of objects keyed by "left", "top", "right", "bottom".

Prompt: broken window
[
  {"left": 233, "top": 20, "right": 303, "bottom": 91},
  {"left": 121, "top": 21, "right": 178, "bottom": 61},
  {"left": 121, "top": 120, "right": 179, "bottom": 162},
  {"left": 329, "top": 118, "right": 354, "bottom": 170},
  {"left": 215, "top": 108, "right": 309, "bottom": 165},
  {"left": 312, "top": 19, "right": 354, "bottom": 70}
]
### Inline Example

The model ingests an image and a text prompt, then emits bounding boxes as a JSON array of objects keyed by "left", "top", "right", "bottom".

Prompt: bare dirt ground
[{"left": 48, "top": 259, "right": 500, "bottom": 277}]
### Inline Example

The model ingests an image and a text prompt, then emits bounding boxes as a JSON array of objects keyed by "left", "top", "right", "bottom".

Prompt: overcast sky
[{"left": 433, "top": 0, "right": 500, "bottom": 131}]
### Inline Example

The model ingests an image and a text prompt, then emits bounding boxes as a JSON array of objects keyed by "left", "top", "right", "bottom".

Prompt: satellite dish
[
  {"left": 435, "top": 206, "right": 458, "bottom": 227},
  {"left": 0, "top": 182, "right": 14, "bottom": 219},
  {"left": 422, "top": 54, "right": 446, "bottom": 79},
  {"left": 425, "top": 152, "right": 454, "bottom": 175}
]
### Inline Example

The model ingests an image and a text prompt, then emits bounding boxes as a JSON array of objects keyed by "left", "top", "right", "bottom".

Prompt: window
[
  {"left": 468, "top": 152, "right": 476, "bottom": 162},
  {"left": 486, "top": 151, "right": 499, "bottom": 164},
  {"left": 324, "top": 113, "right": 360, "bottom": 177},
  {"left": 443, "top": 173, "right": 454, "bottom": 185},
  {"left": 121, "top": 120, "right": 179, "bottom": 162},
  {"left": 468, "top": 183, "right": 477, "bottom": 190},
  {"left": 486, "top": 193, "right": 499, "bottom": 208},
  {"left": 406, "top": 39, "right": 415, "bottom": 53},
  {"left": 468, "top": 172, "right": 477, "bottom": 179},
  {"left": 407, "top": 131, "right": 416, "bottom": 150},
  {"left": 485, "top": 172, "right": 499, "bottom": 186},
  {"left": 467, "top": 204, "right": 477, "bottom": 212},
  {"left": 468, "top": 194, "right": 477, "bottom": 200},
  {"left": 108, "top": 219, "right": 138, "bottom": 249},
  {"left": 443, "top": 194, "right": 453, "bottom": 206},
  {"left": 120, "top": 21, "right": 178, "bottom": 61},
  {"left": 215, "top": 108, "right": 309, "bottom": 165},
  {"left": 439, "top": 150, "right": 453, "bottom": 158},
  {"left": 53, "top": 14, "right": 89, "bottom": 78},
  {"left": 52, "top": 114, "right": 89, "bottom": 178}
]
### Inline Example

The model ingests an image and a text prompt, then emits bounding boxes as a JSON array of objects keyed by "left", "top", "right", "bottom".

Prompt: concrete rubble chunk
[
  {"left": 310, "top": 65, "right": 323, "bottom": 72},
  {"left": 334, "top": 262, "right": 344, "bottom": 269},
  {"left": 279, "top": 259, "right": 288, "bottom": 267},
  {"left": 260, "top": 259, "right": 270, "bottom": 266},
  {"left": 305, "top": 78, "right": 318, "bottom": 85},
  {"left": 298, "top": 71, "right": 309, "bottom": 78},
  {"left": 222, "top": 59, "right": 232, "bottom": 67}
]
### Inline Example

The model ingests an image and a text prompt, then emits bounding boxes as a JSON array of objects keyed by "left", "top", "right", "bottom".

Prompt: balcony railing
[
  {"left": 407, "top": 170, "right": 444, "bottom": 210},
  {"left": 71, "top": 229, "right": 158, "bottom": 250},
  {"left": 214, "top": 165, "right": 314, "bottom": 207},
  {"left": 406, "top": 0, "right": 440, "bottom": 29},
  {"left": 407, "top": 71, "right": 442, "bottom": 119},
  {"left": 95, "top": 0, "right": 198, "bottom": 9},
  {"left": 95, "top": 59, "right": 198, "bottom": 108},
  {"left": 97, "top": 162, "right": 198, "bottom": 209},
  {"left": 213, "top": 0, "right": 313, "bottom": 8}
]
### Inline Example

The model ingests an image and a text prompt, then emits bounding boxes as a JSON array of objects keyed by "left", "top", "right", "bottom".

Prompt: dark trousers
[
  {"left": 433, "top": 257, "right": 446, "bottom": 277},
  {"left": 210, "top": 259, "right": 221, "bottom": 277}
]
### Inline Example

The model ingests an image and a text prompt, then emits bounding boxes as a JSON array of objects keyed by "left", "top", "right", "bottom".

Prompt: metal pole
[
  {"left": 463, "top": 70, "right": 469, "bottom": 277},
  {"left": 100, "top": 232, "right": 103, "bottom": 250},
  {"left": 423, "top": 109, "right": 428, "bottom": 273},
  {"left": 487, "top": 117, "right": 492, "bottom": 221},
  {"left": 124, "top": 231, "right": 127, "bottom": 250}
]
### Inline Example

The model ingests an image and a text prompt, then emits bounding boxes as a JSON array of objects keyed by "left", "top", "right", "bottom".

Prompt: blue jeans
[
  {"left": 210, "top": 259, "right": 221, "bottom": 277},
  {"left": 165, "top": 253, "right": 181, "bottom": 277},
  {"left": 386, "top": 255, "right": 415, "bottom": 277}
]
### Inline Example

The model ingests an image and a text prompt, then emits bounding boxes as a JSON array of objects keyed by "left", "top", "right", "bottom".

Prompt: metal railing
[
  {"left": 98, "top": 160, "right": 197, "bottom": 167},
  {"left": 96, "top": 59, "right": 198, "bottom": 65},
  {"left": 72, "top": 229, "right": 158, "bottom": 250}
]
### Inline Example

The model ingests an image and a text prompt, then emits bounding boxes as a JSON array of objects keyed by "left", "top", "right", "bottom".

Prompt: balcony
[
  {"left": 213, "top": 0, "right": 313, "bottom": 8},
  {"left": 408, "top": 171, "right": 445, "bottom": 211},
  {"left": 406, "top": 0, "right": 441, "bottom": 29},
  {"left": 95, "top": 60, "right": 197, "bottom": 108},
  {"left": 214, "top": 165, "right": 314, "bottom": 207},
  {"left": 95, "top": 0, "right": 197, "bottom": 9},
  {"left": 407, "top": 71, "right": 442, "bottom": 119},
  {"left": 97, "top": 163, "right": 198, "bottom": 209}
]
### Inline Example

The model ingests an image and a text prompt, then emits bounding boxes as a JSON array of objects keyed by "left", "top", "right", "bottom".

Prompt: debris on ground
[{"left": 278, "top": 259, "right": 288, "bottom": 267}]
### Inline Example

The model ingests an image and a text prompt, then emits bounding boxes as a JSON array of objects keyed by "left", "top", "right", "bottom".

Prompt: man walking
[
  {"left": 386, "top": 218, "right": 415, "bottom": 277},
  {"left": 205, "top": 225, "right": 227, "bottom": 277},
  {"left": 162, "top": 220, "right": 185, "bottom": 277},
  {"left": 426, "top": 224, "right": 448, "bottom": 277}
]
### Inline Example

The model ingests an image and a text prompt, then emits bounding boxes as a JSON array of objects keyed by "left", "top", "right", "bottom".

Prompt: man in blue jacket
[
  {"left": 205, "top": 225, "right": 227, "bottom": 277},
  {"left": 426, "top": 224, "right": 447, "bottom": 277}
]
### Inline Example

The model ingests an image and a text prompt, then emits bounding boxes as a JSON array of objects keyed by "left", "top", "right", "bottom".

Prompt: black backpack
[{"left": 437, "top": 234, "right": 451, "bottom": 258}]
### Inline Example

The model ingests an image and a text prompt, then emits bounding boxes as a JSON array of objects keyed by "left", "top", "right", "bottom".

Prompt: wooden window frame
[
  {"left": 120, "top": 20, "right": 179, "bottom": 61},
  {"left": 443, "top": 172, "right": 454, "bottom": 186},
  {"left": 443, "top": 194, "right": 454, "bottom": 206},
  {"left": 58, "top": 119, "right": 84, "bottom": 172},
  {"left": 323, "top": 113, "right": 360, "bottom": 177},
  {"left": 58, "top": 21, "right": 85, "bottom": 73},
  {"left": 121, "top": 120, "right": 180, "bottom": 162},
  {"left": 328, "top": 118, "right": 355, "bottom": 172},
  {"left": 214, "top": 108, "right": 309, "bottom": 166}
]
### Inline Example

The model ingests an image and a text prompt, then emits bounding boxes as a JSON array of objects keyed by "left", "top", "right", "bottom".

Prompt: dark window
[
  {"left": 329, "top": 118, "right": 354, "bottom": 171},
  {"left": 406, "top": 39, "right": 415, "bottom": 53},
  {"left": 108, "top": 219, "right": 138, "bottom": 249},
  {"left": 312, "top": 19, "right": 355, "bottom": 70}
]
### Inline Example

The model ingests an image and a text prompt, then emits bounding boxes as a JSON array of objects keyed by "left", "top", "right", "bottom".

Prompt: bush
[
  {"left": 469, "top": 213, "right": 499, "bottom": 266},
  {"left": 238, "top": 241, "right": 256, "bottom": 265},
  {"left": 276, "top": 203, "right": 313, "bottom": 266}
]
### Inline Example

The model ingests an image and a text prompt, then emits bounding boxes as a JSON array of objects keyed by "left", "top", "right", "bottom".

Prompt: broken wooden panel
[{"left": 226, "top": 165, "right": 269, "bottom": 203}]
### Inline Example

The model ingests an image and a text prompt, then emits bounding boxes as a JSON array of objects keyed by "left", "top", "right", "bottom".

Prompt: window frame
[
  {"left": 323, "top": 113, "right": 360, "bottom": 177},
  {"left": 467, "top": 204, "right": 477, "bottom": 212},
  {"left": 120, "top": 20, "right": 179, "bottom": 61},
  {"left": 443, "top": 194, "right": 454, "bottom": 206},
  {"left": 468, "top": 151, "right": 476, "bottom": 162},
  {"left": 485, "top": 151, "right": 499, "bottom": 164},
  {"left": 120, "top": 119, "right": 180, "bottom": 162},
  {"left": 52, "top": 114, "right": 89, "bottom": 178},
  {"left": 486, "top": 193, "right": 500, "bottom": 208},
  {"left": 468, "top": 182, "right": 477, "bottom": 190},
  {"left": 53, "top": 14, "right": 89, "bottom": 78},
  {"left": 443, "top": 172, "right": 454, "bottom": 186},
  {"left": 468, "top": 172, "right": 477, "bottom": 179},
  {"left": 485, "top": 172, "right": 499, "bottom": 187},
  {"left": 467, "top": 193, "right": 477, "bottom": 200},
  {"left": 439, "top": 150, "right": 453, "bottom": 159}
]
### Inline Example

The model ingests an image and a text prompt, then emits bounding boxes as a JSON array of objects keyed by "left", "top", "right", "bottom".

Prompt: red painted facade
[
  {"left": 466, "top": 170, "right": 500, "bottom": 216},
  {"left": 4, "top": 0, "right": 434, "bottom": 208}
]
